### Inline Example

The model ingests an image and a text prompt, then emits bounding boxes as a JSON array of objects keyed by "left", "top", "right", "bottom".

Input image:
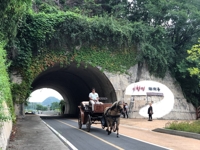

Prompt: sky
[{"left": 28, "top": 88, "right": 63, "bottom": 102}]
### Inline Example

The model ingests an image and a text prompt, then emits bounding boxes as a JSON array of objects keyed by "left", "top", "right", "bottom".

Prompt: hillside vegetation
[{"left": 1, "top": 0, "right": 200, "bottom": 121}]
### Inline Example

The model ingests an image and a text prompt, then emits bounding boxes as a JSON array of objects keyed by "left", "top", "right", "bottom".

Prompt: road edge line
[{"left": 42, "top": 120, "right": 78, "bottom": 150}]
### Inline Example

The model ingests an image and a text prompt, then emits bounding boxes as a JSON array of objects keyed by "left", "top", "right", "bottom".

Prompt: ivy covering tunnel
[
  {"left": 31, "top": 63, "right": 117, "bottom": 116},
  {"left": 7, "top": 0, "right": 200, "bottom": 119}
]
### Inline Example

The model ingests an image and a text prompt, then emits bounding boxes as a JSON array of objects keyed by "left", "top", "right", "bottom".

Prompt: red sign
[{"left": 133, "top": 86, "right": 145, "bottom": 91}]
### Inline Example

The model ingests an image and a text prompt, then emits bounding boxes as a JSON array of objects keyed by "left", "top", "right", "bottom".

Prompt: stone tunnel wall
[
  {"left": 11, "top": 63, "right": 197, "bottom": 120},
  {"left": 104, "top": 64, "right": 196, "bottom": 120}
]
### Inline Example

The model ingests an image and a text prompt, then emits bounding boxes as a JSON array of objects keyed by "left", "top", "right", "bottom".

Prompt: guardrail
[{"left": 197, "top": 106, "right": 200, "bottom": 120}]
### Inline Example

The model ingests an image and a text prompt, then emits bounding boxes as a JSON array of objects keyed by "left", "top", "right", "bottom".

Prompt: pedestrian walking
[
  {"left": 147, "top": 103, "right": 153, "bottom": 121},
  {"left": 123, "top": 103, "right": 129, "bottom": 118}
]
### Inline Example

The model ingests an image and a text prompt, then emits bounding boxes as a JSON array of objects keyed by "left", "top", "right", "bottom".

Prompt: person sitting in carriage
[{"left": 89, "top": 88, "right": 102, "bottom": 111}]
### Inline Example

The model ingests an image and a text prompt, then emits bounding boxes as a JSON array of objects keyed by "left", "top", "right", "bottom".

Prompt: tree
[
  {"left": 36, "top": 104, "right": 47, "bottom": 111},
  {"left": 127, "top": 0, "right": 200, "bottom": 74},
  {"left": 187, "top": 39, "right": 200, "bottom": 79},
  {"left": 126, "top": 0, "right": 200, "bottom": 105},
  {"left": 0, "top": 0, "right": 31, "bottom": 41},
  {"left": 73, "top": 0, "right": 128, "bottom": 17},
  {"left": 50, "top": 102, "right": 59, "bottom": 110}
]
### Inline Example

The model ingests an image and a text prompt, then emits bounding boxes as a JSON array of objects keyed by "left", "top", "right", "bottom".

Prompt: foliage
[
  {"left": 4, "top": 0, "right": 200, "bottom": 108},
  {"left": 0, "top": 0, "right": 31, "bottom": 122},
  {"left": 25, "top": 102, "right": 38, "bottom": 110},
  {"left": 36, "top": 104, "right": 47, "bottom": 111},
  {"left": 126, "top": 0, "right": 200, "bottom": 104},
  {"left": 7, "top": 9, "right": 137, "bottom": 104},
  {"left": 11, "top": 81, "right": 31, "bottom": 104},
  {"left": 176, "top": 39, "right": 200, "bottom": 106},
  {"left": 12, "top": 11, "right": 135, "bottom": 65},
  {"left": 139, "top": 25, "right": 174, "bottom": 77},
  {"left": 166, "top": 120, "right": 200, "bottom": 134},
  {"left": 0, "top": 42, "right": 15, "bottom": 122},
  {"left": 30, "top": 49, "right": 68, "bottom": 78},
  {"left": 0, "top": 0, "right": 31, "bottom": 41},
  {"left": 73, "top": 47, "right": 136, "bottom": 73},
  {"left": 50, "top": 102, "right": 59, "bottom": 110},
  {"left": 187, "top": 39, "right": 200, "bottom": 79},
  {"left": 78, "top": 0, "right": 128, "bottom": 17}
]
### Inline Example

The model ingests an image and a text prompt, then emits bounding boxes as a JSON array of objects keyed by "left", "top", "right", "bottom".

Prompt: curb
[{"left": 153, "top": 128, "right": 200, "bottom": 140}]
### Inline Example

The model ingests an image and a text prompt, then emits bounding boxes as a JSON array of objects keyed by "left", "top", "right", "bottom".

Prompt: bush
[{"left": 166, "top": 120, "right": 200, "bottom": 134}]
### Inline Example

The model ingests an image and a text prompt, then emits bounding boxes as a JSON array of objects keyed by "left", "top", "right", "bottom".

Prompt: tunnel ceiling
[{"left": 31, "top": 63, "right": 117, "bottom": 116}]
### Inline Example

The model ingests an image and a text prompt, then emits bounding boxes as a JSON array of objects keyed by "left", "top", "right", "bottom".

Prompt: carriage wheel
[
  {"left": 78, "top": 113, "right": 82, "bottom": 129},
  {"left": 112, "top": 121, "right": 117, "bottom": 132},
  {"left": 86, "top": 115, "right": 91, "bottom": 132}
]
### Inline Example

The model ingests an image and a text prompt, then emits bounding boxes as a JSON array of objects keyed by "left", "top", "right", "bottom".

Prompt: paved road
[{"left": 42, "top": 118, "right": 169, "bottom": 150}]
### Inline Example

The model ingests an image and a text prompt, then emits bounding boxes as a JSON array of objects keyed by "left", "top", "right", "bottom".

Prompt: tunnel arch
[{"left": 31, "top": 62, "right": 117, "bottom": 117}]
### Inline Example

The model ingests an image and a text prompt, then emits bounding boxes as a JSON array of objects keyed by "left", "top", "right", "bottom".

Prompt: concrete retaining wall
[{"left": 0, "top": 102, "right": 12, "bottom": 150}]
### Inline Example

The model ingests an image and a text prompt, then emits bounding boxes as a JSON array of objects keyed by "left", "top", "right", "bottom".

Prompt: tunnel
[{"left": 31, "top": 63, "right": 117, "bottom": 117}]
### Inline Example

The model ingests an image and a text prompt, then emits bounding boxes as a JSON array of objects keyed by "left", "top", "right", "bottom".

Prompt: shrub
[{"left": 166, "top": 120, "right": 200, "bottom": 134}]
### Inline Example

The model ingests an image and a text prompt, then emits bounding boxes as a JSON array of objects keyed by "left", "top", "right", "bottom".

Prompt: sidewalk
[
  {"left": 120, "top": 118, "right": 172, "bottom": 130},
  {"left": 7, "top": 115, "right": 69, "bottom": 150}
]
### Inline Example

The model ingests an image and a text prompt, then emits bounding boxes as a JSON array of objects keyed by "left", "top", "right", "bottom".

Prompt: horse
[{"left": 103, "top": 101, "right": 123, "bottom": 137}]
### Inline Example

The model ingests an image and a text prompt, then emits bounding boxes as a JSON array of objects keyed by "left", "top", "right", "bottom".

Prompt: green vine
[
  {"left": 30, "top": 49, "right": 68, "bottom": 78},
  {"left": 8, "top": 8, "right": 138, "bottom": 105},
  {"left": 73, "top": 46, "right": 137, "bottom": 73},
  {"left": 0, "top": 42, "right": 15, "bottom": 122}
]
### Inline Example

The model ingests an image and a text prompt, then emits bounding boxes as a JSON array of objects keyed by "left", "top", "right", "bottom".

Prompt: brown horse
[{"left": 103, "top": 101, "right": 123, "bottom": 137}]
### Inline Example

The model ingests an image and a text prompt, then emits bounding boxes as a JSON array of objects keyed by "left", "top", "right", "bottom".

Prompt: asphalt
[{"left": 43, "top": 118, "right": 168, "bottom": 150}]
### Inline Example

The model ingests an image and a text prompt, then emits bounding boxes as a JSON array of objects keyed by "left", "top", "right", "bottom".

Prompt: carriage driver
[{"left": 89, "top": 88, "right": 102, "bottom": 111}]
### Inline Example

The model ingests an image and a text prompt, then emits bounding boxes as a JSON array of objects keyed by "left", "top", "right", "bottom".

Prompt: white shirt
[{"left": 89, "top": 92, "right": 99, "bottom": 100}]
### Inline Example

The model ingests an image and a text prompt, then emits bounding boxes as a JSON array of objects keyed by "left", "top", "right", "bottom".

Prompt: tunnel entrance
[{"left": 31, "top": 63, "right": 117, "bottom": 117}]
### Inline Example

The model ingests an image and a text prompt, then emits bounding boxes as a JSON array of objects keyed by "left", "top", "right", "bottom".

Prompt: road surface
[{"left": 42, "top": 118, "right": 169, "bottom": 150}]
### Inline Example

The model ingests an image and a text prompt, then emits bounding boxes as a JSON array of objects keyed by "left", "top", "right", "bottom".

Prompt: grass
[{"left": 165, "top": 120, "right": 200, "bottom": 134}]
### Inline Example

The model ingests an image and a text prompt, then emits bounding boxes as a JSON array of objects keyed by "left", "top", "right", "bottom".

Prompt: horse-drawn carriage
[{"left": 78, "top": 99, "right": 123, "bottom": 137}]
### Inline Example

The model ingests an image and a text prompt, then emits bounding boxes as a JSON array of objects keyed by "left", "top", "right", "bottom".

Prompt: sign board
[{"left": 125, "top": 81, "right": 163, "bottom": 96}]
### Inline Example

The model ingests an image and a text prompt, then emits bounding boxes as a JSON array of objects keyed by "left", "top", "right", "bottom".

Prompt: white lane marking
[
  {"left": 70, "top": 119, "right": 172, "bottom": 150},
  {"left": 42, "top": 120, "right": 78, "bottom": 150},
  {"left": 56, "top": 119, "right": 124, "bottom": 150}
]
